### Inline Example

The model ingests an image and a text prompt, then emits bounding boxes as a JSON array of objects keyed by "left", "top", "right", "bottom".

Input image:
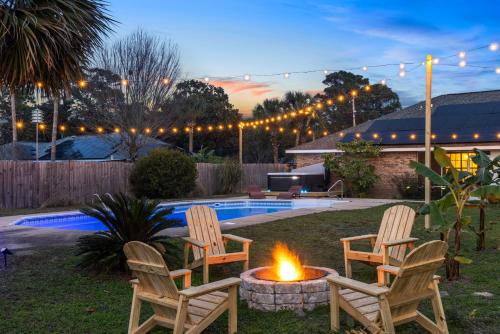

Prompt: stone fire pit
[{"left": 239, "top": 266, "right": 338, "bottom": 312}]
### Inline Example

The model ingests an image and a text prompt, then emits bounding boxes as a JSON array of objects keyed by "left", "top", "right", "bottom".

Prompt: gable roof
[
  {"left": 287, "top": 89, "right": 500, "bottom": 152},
  {"left": 0, "top": 134, "right": 171, "bottom": 160}
]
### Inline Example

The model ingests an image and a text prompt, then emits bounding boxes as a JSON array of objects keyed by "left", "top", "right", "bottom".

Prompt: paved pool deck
[{"left": 0, "top": 198, "right": 406, "bottom": 255}]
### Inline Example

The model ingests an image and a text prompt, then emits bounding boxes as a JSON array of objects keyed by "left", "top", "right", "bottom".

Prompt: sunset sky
[{"left": 108, "top": 0, "right": 500, "bottom": 117}]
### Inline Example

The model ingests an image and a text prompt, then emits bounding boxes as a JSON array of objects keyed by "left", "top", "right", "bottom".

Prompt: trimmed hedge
[{"left": 130, "top": 149, "right": 197, "bottom": 198}]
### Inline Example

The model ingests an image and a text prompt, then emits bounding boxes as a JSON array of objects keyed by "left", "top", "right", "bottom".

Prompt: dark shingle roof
[{"left": 289, "top": 90, "right": 500, "bottom": 151}]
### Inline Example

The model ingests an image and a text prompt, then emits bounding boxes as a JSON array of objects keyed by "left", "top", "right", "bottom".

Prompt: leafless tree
[{"left": 91, "top": 29, "right": 181, "bottom": 159}]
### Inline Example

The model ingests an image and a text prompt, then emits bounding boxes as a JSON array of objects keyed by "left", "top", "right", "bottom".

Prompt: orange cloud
[
  {"left": 210, "top": 79, "right": 273, "bottom": 94},
  {"left": 305, "top": 89, "right": 324, "bottom": 96}
]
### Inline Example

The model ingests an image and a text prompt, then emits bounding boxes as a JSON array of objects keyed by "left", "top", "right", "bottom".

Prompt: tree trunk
[
  {"left": 271, "top": 134, "right": 279, "bottom": 164},
  {"left": 295, "top": 131, "right": 300, "bottom": 146},
  {"left": 10, "top": 90, "right": 18, "bottom": 160},
  {"left": 477, "top": 206, "right": 486, "bottom": 251},
  {"left": 445, "top": 218, "right": 461, "bottom": 280},
  {"left": 50, "top": 95, "right": 60, "bottom": 161}
]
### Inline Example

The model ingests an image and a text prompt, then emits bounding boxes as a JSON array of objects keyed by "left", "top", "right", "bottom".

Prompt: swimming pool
[{"left": 15, "top": 200, "right": 329, "bottom": 231}]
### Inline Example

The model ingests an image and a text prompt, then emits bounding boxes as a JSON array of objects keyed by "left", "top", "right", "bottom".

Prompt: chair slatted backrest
[
  {"left": 373, "top": 205, "right": 416, "bottom": 261},
  {"left": 186, "top": 205, "right": 226, "bottom": 260},
  {"left": 387, "top": 240, "right": 447, "bottom": 319},
  {"left": 123, "top": 241, "right": 180, "bottom": 321}
]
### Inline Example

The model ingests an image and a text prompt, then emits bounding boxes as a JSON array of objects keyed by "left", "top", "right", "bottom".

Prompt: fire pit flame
[{"left": 272, "top": 242, "right": 304, "bottom": 281}]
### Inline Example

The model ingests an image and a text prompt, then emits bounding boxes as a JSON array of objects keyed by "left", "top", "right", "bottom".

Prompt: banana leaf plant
[
  {"left": 468, "top": 149, "right": 500, "bottom": 251},
  {"left": 410, "top": 146, "right": 500, "bottom": 280}
]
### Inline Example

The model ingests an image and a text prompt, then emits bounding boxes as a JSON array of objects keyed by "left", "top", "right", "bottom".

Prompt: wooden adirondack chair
[
  {"left": 328, "top": 240, "right": 449, "bottom": 334},
  {"left": 341, "top": 205, "right": 417, "bottom": 278},
  {"left": 123, "top": 241, "right": 241, "bottom": 334},
  {"left": 183, "top": 205, "right": 253, "bottom": 284}
]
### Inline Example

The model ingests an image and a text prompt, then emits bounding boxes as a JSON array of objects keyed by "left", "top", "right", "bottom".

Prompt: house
[
  {"left": 286, "top": 90, "right": 500, "bottom": 198},
  {"left": 0, "top": 134, "right": 171, "bottom": 160}
]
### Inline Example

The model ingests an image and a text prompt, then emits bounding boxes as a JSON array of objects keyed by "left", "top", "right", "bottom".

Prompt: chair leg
[
  {"left": 330, "top": 284, "right": 340, "bottom": 331},
  {"left": 431, "top": 281, "right": 449, "bottom": 334},
  {"left": 173, "top": 296, "right": 189, "bottom": 334},
  {"left": 379, "top": 296, "right": 395, "bottom": 334},
  {"left": 228, "top": 285, "right": 238, "bottom": 334},
  {"left": 343, "top": 242, "right": 352, "bottom": 278},
  {"left": 128, "top": 286, "right": 142, "bottom": 334},
  {"left": 243, "top": 243, "right": 250, "bottom": 271}
]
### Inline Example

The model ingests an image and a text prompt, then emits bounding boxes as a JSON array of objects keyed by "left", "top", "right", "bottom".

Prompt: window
[{"left": 447, "top": 152, "right": 478, "bottom": 173}]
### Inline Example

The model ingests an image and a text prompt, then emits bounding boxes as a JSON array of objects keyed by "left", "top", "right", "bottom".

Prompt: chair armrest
[
  {"left": 327, "top": 275, "right": 389, "bottom": 296},
  {"left": 340, "top": 234, "right": 378, "bottom": 243},
  {"left": 381, "top": 237, "right": 418, "bottom": 248},
  {"left": 129, "top": 278, "right": 139, "bottom": 286},
  {"left": 170, "top": 269, "right": 192, "bottom": 288},
  {"left": 179, "top": 277, "right": 241, "bottom": 299},
  {"left": 222, "top": 234, "right": 253, "bottom": 244},
  {"left": 182, "top": 237, "right": 209, "bottom": 249},
  {"left": 377, "top": 265, "right": 400, "bottom": 276}
]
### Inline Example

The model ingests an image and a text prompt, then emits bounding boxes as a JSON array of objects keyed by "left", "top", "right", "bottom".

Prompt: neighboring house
[
  {"left": 0, "top": 134, "right": 172, "bottom": 160},
  {"left": 286, "top": 90, "right": 500, "bottom": 198}
]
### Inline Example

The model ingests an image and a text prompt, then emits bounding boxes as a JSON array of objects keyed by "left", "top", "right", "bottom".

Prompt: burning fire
[{"left": 272, "top": 242, "right": 304, "bottom": 281}]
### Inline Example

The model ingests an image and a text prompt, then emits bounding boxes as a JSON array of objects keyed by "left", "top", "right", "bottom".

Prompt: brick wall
[{"left": 294, "top": 152, "right": 418, "bottom": 198}]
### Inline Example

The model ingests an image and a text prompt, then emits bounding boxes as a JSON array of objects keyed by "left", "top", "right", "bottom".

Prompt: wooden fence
[{"left": 0, "top": 161, "right": 287, "bottom": 209}]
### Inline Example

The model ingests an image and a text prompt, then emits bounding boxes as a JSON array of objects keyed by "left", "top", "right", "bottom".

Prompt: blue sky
[{"left": 107, "top": 0, "right": 500, "bottom": 116}]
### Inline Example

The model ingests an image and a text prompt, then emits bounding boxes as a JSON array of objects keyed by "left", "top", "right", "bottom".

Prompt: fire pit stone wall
[{"left": 240, "top": 266, "right": 338, "bottom": 312}]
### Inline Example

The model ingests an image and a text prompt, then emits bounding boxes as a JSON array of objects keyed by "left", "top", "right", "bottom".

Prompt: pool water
[{"left": 15, "top": 200, "right": 294, "bottom": 231}]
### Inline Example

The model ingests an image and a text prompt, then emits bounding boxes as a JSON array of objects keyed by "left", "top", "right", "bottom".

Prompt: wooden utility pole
[
  {"left": 425, "top": 54, "right": 433, "bottom": 229},
  {"left": 238, "top": 126, "right": 243, "bottom": 164}
]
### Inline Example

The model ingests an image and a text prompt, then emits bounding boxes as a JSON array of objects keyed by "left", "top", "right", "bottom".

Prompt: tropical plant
[
  {"left": 217, "top": 158, "right": 242, "bottom": 194},
  {"left": 0, "top": 0, "right": 115, "bottom": 160},
  {"left": 410, "top": 146, "right": 500, "bottom": 280},
  {"left": 468, "top": 149, "right": 500, "bottom": 250},
  {"left": 253, "top": 99, "right": 283, "bottom": 163},
  {"left": 282, "top": 91, "right": 313, "bottom": 145},
  {"left": 130, "top": 149, "right": 197, "bottom": 198},
  {"left": 76, "top": 193, "right": 179, "bottom": 272},
  {"left": 324, "top": 140, "right": 381, "bottom": 197},
  {"left": 191, "top": 147, "right": 224, "bottom": 163}
]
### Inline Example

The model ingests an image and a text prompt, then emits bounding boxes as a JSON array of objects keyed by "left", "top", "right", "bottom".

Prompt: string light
[
  {"left": 355, "top": 133, "right": 361, "bottom": 138},
  {"left": 350, "top": 90, "right": 358, "bottom": 97},
  {"left": 284, "top": 72, "right": 290, "bottom": 79},
  {"left": 339, "top": 132, "right": 344, "bottom": 138},
  {"left": 431, "top": 134, "right": 437, "bottom": 140},
  {"left": 458, "top": 51, "right": 466, "bottom": 59},
  {"left": 114, "top": 127, "right": 120, "bottom": 133},
  {"left": 399, "top": 70, "right": 406, "bottom": 77},
  {"left": 380, "top": 79, "right": 386, "bottom": 85},
  {"left": 204, "top": 77, "right": 209, "bottom": 82},
  {"left": 80, "top": 126, "right": 85, "bottom": 133},
  {"left": 265, "top": 126, "right": 270, "bottom": 131},
  {"left": 207, "top": 125, "right": 213, "bottom": 131},
  {"left": 162, "top": 78, "right": 169, "bottom": 85},
  {"left": 433, "top": 58, "right": 440, "bottom": 65},
  {"left": 496, "top": 67, "right": 500, "bottom": 74},
  {"left": 121, "top": 79, "right": 128, "bottom": 86},
  {"left": 364, "top": 85, "right": 371, "bottom": 92},
  {"left": 316, "top": 102, "right": 323, "bottom": 109},
  {"left": 307, "top": 129, "right": 313, "bottom": 135},
  {"left": 323, "top": 131, "right": 328, "bottom": 136},
  {"left": 497, "top": 133, "right": 500, "bottom": 139},
  {"left": 338, "top": 95, "right": 345, "bottom": 102},
  {"left": 490, "top": 42, "right": 499, "bottom": 51},
  {"left": 184, "top": 127, "right": 190, "bottom": 133},
  {"left": 196, "top": 126, "right": 202, "bottom": 132},
  {"left": 36, "top": 81, "right": 43, "bottom": 89},
  {"left": 97, "top": 127, "right": 104, "bottom": 134},
  {"left": 390, "top": 133, "right": 397, "bottom": 139},
  {"left": 279, "top": 127, "right": 284, "bottom": 133},
  {"left": 218, "top": 125, "right": 224, "bottom": 130},
  {"left": 39, "top": 124, "right": 46, "bottom": 130},
  {"left": 326, "top": 99, "right": 333, "bottom": 105},
  {"left": 228, "top": 124, "right": 233, "bottom": 129},
  {"left": 78, "top": 80, "right": 87, "bottom": 88},
  {"left": 158, "top": 128, "right": 165, "bottom": 134},
  {"left": 323, "top": 70, "right": 328, "bottom": 74},
  {"left": 16, "top": 121, "right": 23, "bottom": 129},
  {"left": 244, "top": 74, "right": 251, "bottom": 81},
  {"left": 473, "top": 133, "right": 480, "bottom": 139},
  {"left": 59, "top": 125, "right": 66, "bottom": 131},
  {"left": 172, "top": 127, "right": 178, "bottom": 134},
  {"left": 130, "top": 128, "right": 137, "bottom": 134},
  {"left": 372, "top": 133, "right": 379, "bottom": 139},
  {"left": 459, "top": 60, "right": 466, "bottom": 67},
  {"left": 451, "top": 133, "right": 458, "bottom": 139},
  {"left": 399, "top": 63, "right": 405, "bottom": 69},
  {"left": 292, "top": 129, "right": 298, "bottom": 134},
  {"left": 362, "top": 66, "right": 368, "bottom": 71},
  {"left": 410, "top": 133, "right": 416, "bottom": 140},
  {"left": 144, "top": 128, "right": 151, "bottom": 134}
]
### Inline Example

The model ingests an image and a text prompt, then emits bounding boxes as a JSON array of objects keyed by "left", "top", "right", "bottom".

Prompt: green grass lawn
[{"left": 0, "top": 203, "right": 499, "bottom": 333}]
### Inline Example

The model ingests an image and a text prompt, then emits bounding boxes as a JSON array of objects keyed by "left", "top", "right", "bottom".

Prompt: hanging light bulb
[
  {"left": 496, "top": 67, "right": 500, "bottom": 74},
  {"left": 364, "top": 85, "right": 371, "bottom": 92},
  {"left": 433, "top": 58, "right": 440, "bottom": 64},
  {"left": 196, "top": 126, "right": 202, "bottom": 132},
  {"left": 459, "top": 60, "right": 466, "bottom": 68},
  {"left": 97, "top": 127, "right": 104, "bottom": 134},
  {"left": 78, "top": 80, "right": 87, "bottom": 88},
  {"left": 490, "top": 42, "right": 499, "bottom": 51},
  {"left": 144, "top": 128, "right": 151, "bottom": 134},
  {"left": 121, "top": 79, "right": 128, "bottom": 86},
  {"left": 80, "top": 126, "right": 86, "bottom": 133},
  {"left": 59, "top": 125, "right": 66, "bottom": 132},
  {"left": 323, "top": 69, "right": 328, "bottom": 74},
  {"left": 284, "top": 72, "right": 290, "bottom": 79},
  {"left": 399, "top": 63, "right": 405, "bottom": 69},
  {"left": 162, "top": 78, "right": 170, "bottom": 85},
  {"left": 244, "top": 74, "right": 251, "bottom": 81},
  {"left": 323, "top": 131, "right": 328, "bottom": 136},
  {"left": 114, "top": 127, "right": 121, "bottom": 133},
  {"left": 16, "top": 121, "right": 23, "bottom": 129},
  {"left": 172, "top": 127, "right": 178, "bottom": 133},
  {"left": 338, "top": 95, "right": 345, "bottom": 102},
  {"left": 458, "top": 51, "right": 466, "bottom": 59},
  {"left": 380, "top": 79, "right": 386, "bottom": 85},
  {"left": 362, "top": 66, "right": 368, "bottom": 71},
  {"left": 399, "top": 70, "right": 406, "bottom": 77},
  {"left": 36, "top": 81, "right": 43, "bottom": 89},
  {"left": 204, "top": 77, "right": 209, "bottom": 82}
]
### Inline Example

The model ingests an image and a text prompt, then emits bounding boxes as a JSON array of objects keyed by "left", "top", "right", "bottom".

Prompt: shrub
[
  {"left": 76, "top": 193, "right": 179, "bottom": 272},
  {"left": 130, "top": 149, "right": 197, "bottom": 198},
  {"left": 324, "top": 140, "right": 380, "bottom": 197},
  {"left": 217, "top": 158, "right": 242, "bottom": 194}
]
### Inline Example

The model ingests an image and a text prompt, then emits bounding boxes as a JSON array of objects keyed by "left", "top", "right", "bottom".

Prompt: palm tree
[
  {"left": 0, "top": 0, "right": 115, "bottom": 160},
  {"left": 253, "top": 98, "right": 283, "bottom": 163},
  {"left": 282, "top": 91, "right": 312, "bottom": 145}
]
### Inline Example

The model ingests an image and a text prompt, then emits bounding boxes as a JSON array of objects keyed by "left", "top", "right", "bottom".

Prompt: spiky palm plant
[
  {"left": 253, "top": 98, "right": 283, "bottom": 163},
  {"left": 76, "top": 193, "right": 179, "bottom": 272},
  {"left": 0, "top": 0, "right": 115, "bottom": 159}
]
